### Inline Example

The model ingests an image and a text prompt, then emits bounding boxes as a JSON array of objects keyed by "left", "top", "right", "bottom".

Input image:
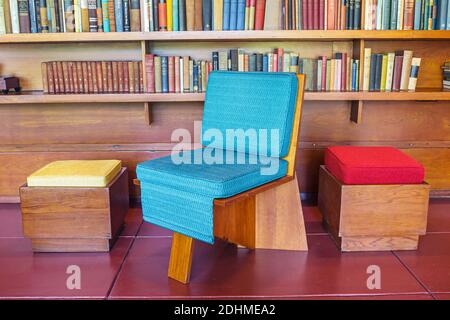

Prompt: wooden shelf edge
[
  {"left": 1, "top": 30, "right": 450, "bottom": 43},
  {"left": 2, "top": 91, "right": 449, "bottom": 104}
]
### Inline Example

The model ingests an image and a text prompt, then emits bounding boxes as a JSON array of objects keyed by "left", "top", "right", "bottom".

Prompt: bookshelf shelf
[
  {"left": 2, "top": 90, "right": 449, "bottom": 104},
  {"left": 1, "top": 30, "right": 450, "bottom": 44}
]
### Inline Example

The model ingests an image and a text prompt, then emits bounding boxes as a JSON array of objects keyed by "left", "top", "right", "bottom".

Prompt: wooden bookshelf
[
  {"left": 1, "top": 27, "right": 450, "bottom": 202},
  {"left": 1, "top": 30, "right": 450, "bottom": 44},
  {"left": 2, "top": 90, "right": 450, "bottom": 104}
]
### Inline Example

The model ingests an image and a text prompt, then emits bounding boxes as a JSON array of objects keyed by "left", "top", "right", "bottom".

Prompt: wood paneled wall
[{"left": 0, "top": 40, "right": 449, "bottom": 202}]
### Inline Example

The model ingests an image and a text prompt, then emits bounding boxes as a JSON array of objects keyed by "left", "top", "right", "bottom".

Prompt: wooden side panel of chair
[{"left": 283, "top": 74, "right": 306, "bottom": 176}]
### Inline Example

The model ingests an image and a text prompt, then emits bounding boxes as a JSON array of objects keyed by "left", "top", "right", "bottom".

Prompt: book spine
[
  {"left": 253, "top": 0, "right": 264, "bottom": 29},
  {"left": 154, "top": 56, "right": 161, "bottom": 92},
  {"left": 1, "top": 0, "right": 9, "bottom": 33},
  {"left": 145, "top": 54, "right": 155, "bottom": 93},
  {"left": 41, "top": 62, "right": 49, "bottom": 93},
  {"left": 47, "top": 62, "right": 55, "bottom": 93},
  {"left": 113, "top": 0, "right": 123, "bottom": 31},
  {"left": 63, "top": 0, "right": 75, "bottom": 31},
  {"left": 117, "top": 61, "right": 123, "bottom": 92},
  {"left": 28, "top": 0, "right": 37, "bottom": 32},
  {"left": 236, "top": 0, "right": 245, "bottom": 29},
  {"left": 122, "top": 61, "right": 129, "bottom": 92},
  {"left": 390, "top": 0, "right": 398, "bottom": 30},
  {"left": 374, "top": 54, "right": 382, "bottom": 91},
  {"left": 122, "top": 0, "right": 130, "bottom": 31},
  {"left": 61, "top": 61, "right": 69, "bottom": 92},
  {"left": 194, "top": 0, "right": 201, "bottom": 30},
  {"left": 168, "top": 56, "right": 175, "bottom": 92},
  {"left": 439, "top": 0, "right": 448, "bottom": 29},
  {"left": 158, "top": 1, "right": 167, "bottom": 30},
  {"left": 380, "top": 54, "right": 388, "bottom": 91},
  {"left": 130, "top": 0, "right": 140, "bottom": 30},
  {"left": 17, "top": 0, "right": 30, "bottom": 33},
  {"left": 172, "top": 0, "right": 178, "bottom": 30},
  {"left": 101, "top": 0, "right": 109, "bottom": 31},
  {"left": 167, "top": 0, "right": 173, "bottom": 30},
  {"left": 212, "top": 0, "right": 223, "bottom": 31},
  {"left": 139, "top": 61, "right": 143, "bottom": 92},
  {"left": 368, "top": 54, "right": 376, "bottom": 91},
  {"left": 408, "top": 57, "right": 421, "bottom": 90},
  {"left": 354, "top": 0, "right": 360, "bottom": 29},
  {"left": 385, "top": 52, "right": 395, "bottom": 91},
  {"left": 161, "top": 56, "right": 168, "bottom": 93},
  {"left": 183, "top": 56, "right": 189, "bottom": 92},
  {"left": 54, "top": 0, "right": 62, "bottom": 31},
  {"left": 413, "top": 0, "right": 422, "bottom": 29},
  {"left": 178, "top": 0, "right": 185, "bottom": 30},
  {"left": 223, "top": 0, "right": 230, "bottom": 29},
  {"left": 392, "top": 55, "right": 403, "bottom": 91},
  {"left": 447, "top": 0, "right": 450, "bottom": 29},
  {"left": 9, "top": 0, "right": 20, "bottom": 33},
  {"left": 189, "top": 59, "right": 193, "bottom": 92},
  {"left": 174, "top": 56, "right": 180, "bottom": 92},
  {"left": 203, "top": 0, "right": 211, "bottom": 30},
  {"left": 362, "top": 47, "right": 371, "bottom": 90},
  {"left": 185, "top": 0, "right": 194, "bottom": 30},
  {"left": 400, "top": 50, "right": 413, "bottom": 90},
  {"left": 87, "top": 0, "right": 98, "bottom": 31},
  {"left": 152, "top": 0, "right": 158, "bottom": 30},
  {"left": 403, "top": 0, "right": 414, "bottom": 29},
  {"left": 229, "top": 0, "right": 238, "bottom": 30}
]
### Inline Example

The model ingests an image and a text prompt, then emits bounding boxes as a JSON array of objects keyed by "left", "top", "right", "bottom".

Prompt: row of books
[
  {"left": 41, "top": 60, "right": 144, "bottom": 93},
  {"left": 142, "top": 0, "right": 362, "bottom": 32},
  {"left": 144, "top": 54, "right": 213, "bottom": 93},
  {"left": 211, "top": 49, "right": 360, "bottom": 90},
  {"left": 364, "top": 0, "right": 450, "bottom": 30},
  {"left": 443, "top": 61, "right": 450, "bottom": 90},
  {"left": 0, "top": 0, "right": 142, "bottom": 34},
  {"left": 362, "top": 48, "right": 421, "bottom": 91}
]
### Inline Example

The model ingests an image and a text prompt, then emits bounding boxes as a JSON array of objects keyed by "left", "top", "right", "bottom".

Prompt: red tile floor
[{"left": 0, "top": 199, "right": 449, "bottom": 300}]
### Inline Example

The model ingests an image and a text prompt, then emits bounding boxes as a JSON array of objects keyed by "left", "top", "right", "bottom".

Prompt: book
[
  {"left": 400, "top": 50, "right": 413, "bottom": 90},
  {"left": 167, "top": 0, "right": 172, "bottom": 31},
  {"left": 178, "top": 0, "right": 185, "bottom": 30},
  {"left": 123, "top": 0, "right": 130, "bottom": 31},
  {"left": 194, "top": 0, "right": 201, "bottom": 30},
  {"left": 254, "top": 0, "right": 265, "bottom": 29},
  {"left": 158, "top": 0, "right": 167, "bottom": 30},
  {"left": 154, "top": 56, "right": 162, "bottom": 92},
  {"left": 113, "top": 0, "right": 123, "bottom": 31},
  {"left": 172, "top": 0, "right": 179, "bottom": 31},
  {"left": 101, "top": 0, "right": 110, "bottom": 31},
  {"left": 161, "top": 56, "right": 168, "bottom": 93},
  {"left": 408, "top": 57, "right": 421, "bottom": 90},
  {"left": 130, "top": 0, "right": 141, "bottom": 31},
  {"left": 18, "top": 0, "right": 31, "bottom": 33},
  {"left": 107, "top": 0, "right": 115, "bottom": 31},
  {"left": 203, "top": 0, "right": 212, "bottom": 30},
  {"left": 223, "top": 0, "right": 230, "bottom": 29},
  {"left": 186, "top": 0, "right": 194, "bottom": 30},
  {"left": 264, "top": 0, "right": 281, "bottom": 29},
  {"left": 87, "top": 0, "right": 98, "bottom": 31},
  {"left": 362, "top": 47, "right": 372, "bottom": 90},
  {"left": 392, "top": 55, "right": 403, "bottom": 91},
  {"left": 10, "top": 0, "right": 20, "bottom": 33},
  {"left": 213, "top": 0, "right": 222, "bottom": 30},
  {"left": 385, "top": 52, "right": 395, "bottom": 91},
  {"left": 237, "top": 0, "right": 245, "bottom": 29},
  {"left": 230, "top": 0, "right": 238, "bottom": 30}
]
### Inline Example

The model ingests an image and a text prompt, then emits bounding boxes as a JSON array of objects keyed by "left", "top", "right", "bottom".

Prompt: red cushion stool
[{"left": 318, "top": 146, "right": 430, "bottom": 252}]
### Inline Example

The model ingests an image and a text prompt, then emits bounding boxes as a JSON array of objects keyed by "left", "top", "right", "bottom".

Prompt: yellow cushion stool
[
  {"left": 20, "top": 160, "right": 129, "bottom": 253},
  {"left": 27, "top": 160, "right": 122, "bottom": 187}
]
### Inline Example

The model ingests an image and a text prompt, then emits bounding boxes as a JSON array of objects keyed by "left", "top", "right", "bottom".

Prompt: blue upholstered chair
[{"left": 136, "top": 72, "right": 307, "bottom": 283}]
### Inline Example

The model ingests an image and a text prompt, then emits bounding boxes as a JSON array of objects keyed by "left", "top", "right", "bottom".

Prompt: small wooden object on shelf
[{"left": 0, "top": 76, "right": 20, "bottom": 94}]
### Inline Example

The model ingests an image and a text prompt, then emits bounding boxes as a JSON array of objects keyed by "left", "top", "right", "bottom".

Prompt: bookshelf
[{"left": 1, "top": 20, "right": 450, "bottom": 202}]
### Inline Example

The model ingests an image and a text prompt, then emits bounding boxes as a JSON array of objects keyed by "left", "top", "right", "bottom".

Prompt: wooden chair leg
[
  {"left": 168, "top": 232, "right": 195, "bottom": 284},
  {"left": 255, "top": 175, "right": 308, "bottom": 251}
]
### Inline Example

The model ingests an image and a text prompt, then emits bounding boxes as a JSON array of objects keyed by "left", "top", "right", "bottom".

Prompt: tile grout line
[
  {"left": 392, "top": 251, "right": 433, "bottom": 297},
  {"left": 105, "top": 233, "right": 138, "bottom": 299}
]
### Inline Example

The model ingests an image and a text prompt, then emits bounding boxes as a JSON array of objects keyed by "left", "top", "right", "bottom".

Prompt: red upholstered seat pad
[{"left": 325, "top": 146, "right": 425, "bottom": 185}]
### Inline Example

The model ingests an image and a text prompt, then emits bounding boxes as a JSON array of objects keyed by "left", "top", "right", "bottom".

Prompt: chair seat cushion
[
  {"left": 137, "top": 148, "right": 287, "bottom": 198},
  {"left": 27, "top": 160, "right": 122, "bottom": 187},
  {"left": 325, "top": 146, "right": 425, "bottom": 185}
]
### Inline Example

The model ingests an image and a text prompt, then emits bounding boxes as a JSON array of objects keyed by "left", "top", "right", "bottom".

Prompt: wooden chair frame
[{"left": 134, "top": 74, "right": 307, "bottom": 284}]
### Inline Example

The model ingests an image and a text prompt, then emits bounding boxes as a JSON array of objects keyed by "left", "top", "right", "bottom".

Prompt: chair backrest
[{"left": 202, "top": 72, "right": 305, "bottom": 175}]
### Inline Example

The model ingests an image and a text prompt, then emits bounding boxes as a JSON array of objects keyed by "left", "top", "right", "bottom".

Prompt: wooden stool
[
  {"left": 20, "top": 160, "right": 129, "bottom": 252},
  {"left": 318, "top": 147, "right": 430, "bottom": 252}
]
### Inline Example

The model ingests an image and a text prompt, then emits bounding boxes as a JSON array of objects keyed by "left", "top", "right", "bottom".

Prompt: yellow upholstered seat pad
[{"left": 27, "top": 160, "right": 122, "bottom": 187}]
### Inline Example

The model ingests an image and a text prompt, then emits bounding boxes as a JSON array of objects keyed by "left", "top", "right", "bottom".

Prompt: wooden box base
[
  {"left": 318, "top": 166, "right": 430, "bottom": 252},
  {"left": 20, "top": 168, "right": 129, "bottom": 253}
]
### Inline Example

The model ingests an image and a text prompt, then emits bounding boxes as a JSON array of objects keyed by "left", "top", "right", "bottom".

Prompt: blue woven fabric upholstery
[
  {"left": 138, "top": 72, "right": 299, "bottom": 244},
  {"left": 202, "top": 71, "right": 298, "bottom": 158},
  {"left": 137, "top": 148, "right": 287, "bottom": 243}
]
